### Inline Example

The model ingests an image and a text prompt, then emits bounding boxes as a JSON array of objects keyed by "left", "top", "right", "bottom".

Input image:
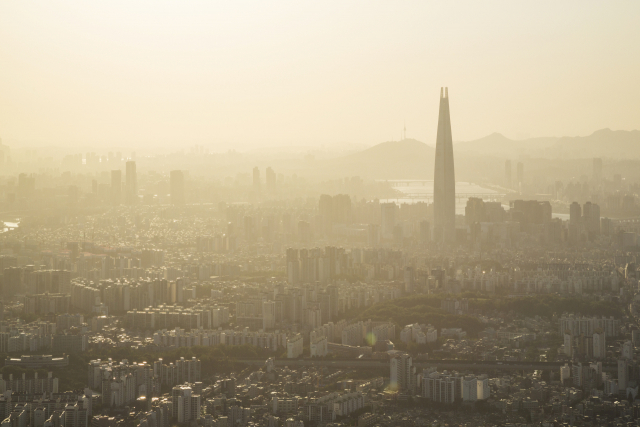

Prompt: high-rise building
[
  {"left": 593, "top": 158, "right": 603, "bottom": 181},
  {"left": 583, "top": 202, "right": 601, "bottom": 235},
  {"left": 171, "top": 385, "right": 201, "bottom": 422},
  {"left": 569, "top": 202, "right": 581, "bottom": 225},
  {"left": 433, "top": 87, "right": 455, "bottom": 243},
  {"left": 505, "top": 160, "right": 512, "bottom": 189},
  {"left": 125, "top": 161, "right": 137, "bottom": 205},
  {"left": 593, "top": 329, "right": 606, "bottom": 359},
  {"left": 170, "top": 171, "right": 185, "bottom": 205},
  {"left": 390, "top": 353, "right": 415, "bottom": 392},
  {"left": 510, "top": 200, "right": 552, "bottom": 224},
  {"left": 253, "top": 167, "right": 261, "bottom": 191},
  {"left": 419, "top": 220, "right": 430, "bottom": 243},
  {"left": 263, "top": 301, "right": 276, "bottom": 330},
  {"left": 319, "top": 195, "right": 333, "bottom": 235},
  {"left": 380, "top": 203, "right": 397, "bottom": 239},
  {"left": 266, "top": 167, "right": 276, "bottom": 192},
  {"left": 618, "top": 359, "right": 628, "bottom": 391},
  {"left": 3, "top": 267, "right": 23, "bottom": 299},
  {"left": 111, "top": 170, "right": 122, "bottom": 205},
  {"left": 622, "top": 340, "right": 633, "bottom": 360},
  {"left": 367, "top": 224, "right": 380, "bottom": 246},
  {"left": 563, "top": 330, "right": 573, "bottom": 356},
  {"left": 332, "top": 194, "right": 352, "bottom": 224},
  {"left": 423, "top": 371, "right": 457, "bottom": 403},
  {"left": 318, "top": 194, "right": 352, "bottom": 235},
  {"left": 465, "top": 197, "right": 485, "bottom": 225},
  {"left": 176, "top": 356, "right": 201, "bottom": 384},
  {"left": 516, "top": 162, "right": 524, "bottom": 191}
]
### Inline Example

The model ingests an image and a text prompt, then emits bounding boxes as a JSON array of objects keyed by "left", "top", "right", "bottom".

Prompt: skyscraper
[
  {"left": 125, "top": 161, "right": 137, "bottom": 205},
  {"left": 111, "top": 170, "right": 122, "bottom": 206},
  {"left": 433, "top": 87, "right": 455, "bottom": 243},
  {"left": 569, "top": 202, "right": 581, "bottom": 225},
  {"left": 505, "top": 160, "right": 512, "bottom": 189},
  {"left": 170, "top": 170, "right": 185, "bottom": 205}
]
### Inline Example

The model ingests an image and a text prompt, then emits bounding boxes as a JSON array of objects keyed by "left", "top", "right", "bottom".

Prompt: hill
[
  {"left": 325, "top": 138, "right": 499, "bottom": 181},
  {"left": 455, "top": 132, "right": 557, "bottom": 158},
  {"left": 551, "top": 128, "right": 640, "bottom": 158},
  {"left": 324, "top": 138, "right": 436, "bottom": 180},
  {"left": 314, "top": 128, "right": 640, "bottom": 181}
]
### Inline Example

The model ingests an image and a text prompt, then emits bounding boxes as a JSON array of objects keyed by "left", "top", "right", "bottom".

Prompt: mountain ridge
[
  {"left": 453, "top": 128, "right": 640, "bottom": 158},
  {"left": 322, "top": 129, "right": 640, "bottom": 180}
]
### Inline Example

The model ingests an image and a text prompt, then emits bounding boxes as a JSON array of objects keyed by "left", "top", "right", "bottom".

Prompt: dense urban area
[
  {"left": 2, "top": 120, "right": 640, "bottom": 427},
  {"left": 2, "top": 2, "right": 640, "bottom": 426}
]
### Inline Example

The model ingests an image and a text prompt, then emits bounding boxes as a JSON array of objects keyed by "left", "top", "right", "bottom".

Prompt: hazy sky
[{"left": 1, "top": 1, "right": 639, "bottom": 150}]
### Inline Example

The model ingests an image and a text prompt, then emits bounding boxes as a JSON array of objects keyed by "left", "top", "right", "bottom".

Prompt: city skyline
[{"left": 1, "top": 3, "right": 640, "bottom": 426}]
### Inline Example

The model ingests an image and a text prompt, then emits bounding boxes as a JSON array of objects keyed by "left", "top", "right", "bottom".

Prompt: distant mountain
[
  {"left": 454, "top": 129, "right": 640, "bottom": 159},
  {"left": 316, "top": 128, "right": 640, "bottom": 181},
  {"left": 323, "top": 138, "right": 497, "bottom": 181},
  {"left": 326, "top": 139, "right": 435, "bottom": 179},
  {"left": 551, "top": 128, "right": 640, "bottom": 158},
  {"left": 454, "top": 132, "right": 558, "bottom": 157}
]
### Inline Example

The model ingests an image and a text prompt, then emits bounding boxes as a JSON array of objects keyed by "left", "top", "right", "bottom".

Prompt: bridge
[
  {"left": 376, "top": 180, "right": 507, "bottom": 202},
  {"left": 384, "top": 192, "right": 506, "bottom": 202}
]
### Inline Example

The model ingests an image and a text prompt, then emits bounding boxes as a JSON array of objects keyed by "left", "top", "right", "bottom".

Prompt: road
[{"left": 237, "top": 358, "right": 618, "bottom": 373}]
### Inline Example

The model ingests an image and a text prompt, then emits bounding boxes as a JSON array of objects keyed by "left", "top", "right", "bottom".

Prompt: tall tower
[{"left": 433, "top": 87, "right": 455, "bottom": 243}]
